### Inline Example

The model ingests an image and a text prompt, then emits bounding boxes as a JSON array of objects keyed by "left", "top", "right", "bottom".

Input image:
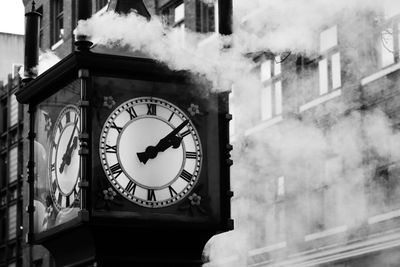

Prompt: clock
[
  {"left": 48, "top": 105, "right": 81, "bottom": 210},
  {"left": 99, "top": 96, "right": 202, "bottom": 208}
]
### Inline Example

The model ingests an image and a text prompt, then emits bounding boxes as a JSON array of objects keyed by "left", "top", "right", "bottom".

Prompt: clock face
[
  {"left": 99, "top": 97, "right": 202, "bottom": 208},
  {"left": 48, "top": 105, "right": 81, "bottom": 210}
]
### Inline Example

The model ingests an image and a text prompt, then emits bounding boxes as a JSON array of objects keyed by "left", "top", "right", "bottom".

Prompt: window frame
[
  {"left": 51, "top": 0, "right": 64, "bottom": 45},
  {"left": 259, "top": 55, "right": 283, "bottom": 121},
  {"left": 318, "top": 25, "right": 342, "bottom": 95}
]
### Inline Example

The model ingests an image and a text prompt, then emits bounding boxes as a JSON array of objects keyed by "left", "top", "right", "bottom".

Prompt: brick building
[
  {"left": 17, "top": 0, "right": 400, "bottom": 266},
  {"left": 205, "top": 3, "right": 400, "bottom": 267},
  {"left": 0, "top": 76, "right": 24, "bottom": 267}
]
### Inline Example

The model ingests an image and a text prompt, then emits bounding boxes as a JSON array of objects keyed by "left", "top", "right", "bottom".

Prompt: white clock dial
[
  {"left": 99, "top": 97, "right": 202, "bottom": 208},
  {"left": 49, "top": 105, "right": 81, "bottom": 210}
]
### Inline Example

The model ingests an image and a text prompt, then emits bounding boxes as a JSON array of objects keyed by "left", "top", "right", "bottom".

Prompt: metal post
[{"left": 23, "top": 1, "right": 41, "bottom": 83}]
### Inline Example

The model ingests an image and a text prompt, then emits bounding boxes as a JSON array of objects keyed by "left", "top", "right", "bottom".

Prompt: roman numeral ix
[
  {"left": 105, "top": 144, "right": 117, "bottom": 153},
  {"left": 110, "top": 122, "right": 123, "bottom": 133}
]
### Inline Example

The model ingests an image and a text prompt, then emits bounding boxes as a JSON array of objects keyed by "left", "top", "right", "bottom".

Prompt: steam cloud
[{"left": 72, "top": 0, "right": 400, "bottom": 265}]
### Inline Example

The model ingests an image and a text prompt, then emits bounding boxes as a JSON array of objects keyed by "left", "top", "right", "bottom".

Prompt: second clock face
[
  {"left": 49, "top": 105, "right": 81, "bottom": 210},
  {"left": 99, "top": 97, "right": 202, "bottom": 208}
]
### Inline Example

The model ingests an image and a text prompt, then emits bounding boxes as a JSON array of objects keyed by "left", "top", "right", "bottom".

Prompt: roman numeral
[
  {"left": 147, "top": 189, "right": 156, "bottom": 201},
  {"left": 58, "top": 123, "right": 63, "bottom": 132},
  {"left": 66, "top": 195, "right": 70, "bottom": 207},
  {"left": 66, "top": 111, "right": 70, "bottom": 123},
  {"left": 110, "top": 122, "right": 122, "bottom": 133},
  {"left": 109, "top": 163, "right": 123, "bottom": 178},
  {"left": 50, "top": 163, "right": 55, "bottom": 171},
  {"left": 186, "top": 152, "right": 197, "bottom": 159},
  {"left": 180, "top": 169, "right": 192, "bottom": 182},
  {"left": 168, "top": 112, "right": 174, "bottom": 122},
  {"left": 147, "top": 104, "right": 156, "bottom": 115},
  {"left": 127, "top": 107, "right": 137, "bottom": 120},
  {"left": 52, "top": 180, "right": 57, "bottom": 191},
  {"left": 168, "top": 186, "right": 178, "bottom": 197},
  {"left": 105, "top": 144, "right": 117, "bottom": 153},
  {"left": 58, "top": 193, "right": 63, "bottom": 206},
  {"left": 125, "top": 181, "right": 136, "bottom": 194},
  {"left": 180, "top": 129, "right": 191, "bottom": 138}
]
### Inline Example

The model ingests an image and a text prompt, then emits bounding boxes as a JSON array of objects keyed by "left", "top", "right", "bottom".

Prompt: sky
[{"left": 0, "top": 0, "right": 25, "bottom": 35}]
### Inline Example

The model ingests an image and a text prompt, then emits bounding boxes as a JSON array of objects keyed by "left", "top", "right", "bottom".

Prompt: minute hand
[{"left": 155, "top": 120, "right": 189, "bottom": 152}]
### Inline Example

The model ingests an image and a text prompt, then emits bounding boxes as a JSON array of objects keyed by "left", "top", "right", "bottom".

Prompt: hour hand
[
  {"left": 137, "top": 120, "right": 189, "bottom": 164},
  {"left": 137, "top": 135, "right": 182, "bottom": 164}
]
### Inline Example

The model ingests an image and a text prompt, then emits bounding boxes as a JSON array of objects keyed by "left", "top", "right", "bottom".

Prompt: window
[
  {"left": 0, "top": 154, "right": 6, "bottom": 188},
  {"left": 52, "top": 0, "right": 64, "bottom": 45},
  {"left": 161, "top": 2, "right": 185, "bottom": 42},
  {"left": 379, "top": 23, "right": 400, "bottom": 68},
  {"left": 370, "top": 163, "right": 400, "bottom": 214},
  {"left": 9, "top": 147, "right": 18, "bottom": 183},
  {"left": 260, "top": 56, "right": 282, "bottom": 120},
  {"left": 319, "top": 25, "right": 341, "bottom": 94},
  {"left": 196, "top": 0, "right": 215, "bottom": 33},
  {"left": 174, "top": 3, "right": 185, "bottom": 24},
  {"left": 9, "top": 94, "right": 18, "bottom": 127},
  {"left": 1, "top": 98, "right": 8, "bottom": 132},
  {"left": 11, "top": 64, "right": 23, "bottom": 79},
  {"left": 8, "top": 204, "right": 17, "bottom": 240}
]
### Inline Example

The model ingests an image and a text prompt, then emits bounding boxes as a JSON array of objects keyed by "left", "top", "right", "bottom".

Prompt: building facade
[
  {"left": 17, "top": 0, "right": 400, "bottom": 266},
  {"left": 0, "top": 33, "right": 24, "bottom": 87},
  {"left": 0, "top": 76, "right": 24, "bottom": 267},
  {"left": 207, "top": 3, "right": 400, "bottom": 267}
]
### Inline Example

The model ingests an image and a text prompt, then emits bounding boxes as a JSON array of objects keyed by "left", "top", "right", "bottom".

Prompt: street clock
[{"left": 17, "top": 42, "right": 233, "bottom": 266}]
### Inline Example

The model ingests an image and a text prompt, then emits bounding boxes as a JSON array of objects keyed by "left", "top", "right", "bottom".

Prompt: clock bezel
[{"left": 99, "top": 96, "right": 203, "bottom": 208}]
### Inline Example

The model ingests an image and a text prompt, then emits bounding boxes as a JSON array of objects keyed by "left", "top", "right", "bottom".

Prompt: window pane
[
  {"left": 331, "top": 52, "right": 341, "bottom": 89},
  {"left": 320, "top": 25, "right": 338, "bottom": 52},
  {"left": 274, "top": 56, "right": 281, "bottom": 75},
  {"left": 261, "top": 86, "right": 272, "bottom": 120},
  {"left": 174, "top": 3, "right": 184, "bottom": 23},
  {"left": 8, "top": 205, "right": 16, "bottom": 240},
  {"left": 381, "top": 28, "right": 394, "bottom": 67},
  {"left": 9, "top": 147, "right": 18, "bottom": 183},
  {"left": 9, "top": 94, "right": 18, "bottom": 127},
  {"left": 260, "top": 60, "right": 272, "bottom": 81},
  {"left": 274, "top": 81, "right": 282, "bottom": 115},
  {"left": 318, "top": 58, "right": 328, "bottom": 95}
]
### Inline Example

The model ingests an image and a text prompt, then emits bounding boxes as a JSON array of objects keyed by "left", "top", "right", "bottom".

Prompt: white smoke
[
  {"left": 38, "top": 50, "right": 61, "bottom": 75},
  {"left": 72, "top": 0, "right": 400, "bottom": 265}
]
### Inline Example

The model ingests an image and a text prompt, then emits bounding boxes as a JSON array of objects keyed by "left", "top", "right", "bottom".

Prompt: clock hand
[
  {"left": 59, "top": 116, "right": 79, "bottom": 173},
  {"left": 137, "top": 120, "right": 189, "bottom": 164}
]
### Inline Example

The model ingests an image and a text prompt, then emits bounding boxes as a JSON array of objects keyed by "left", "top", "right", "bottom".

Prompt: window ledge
[
  {"left": 51, "top": 39, "right": 64, "bottom": 51},
  {"left": 304, "top": 225, "right": 348, "bottom": 242},
  {"left": 299, "top": 89, "right": 342, "bottom": 112},
  {"left": 248, "top": 241, "right": 287, "bottom": 256},
  {"left": 368, "top": 209, "right": 400, "bottom": 225},
  {"left": 244, "top": 115, "right": 283, "bottom": 136},
  {"left": 361, "top": 62, "right": 400, "bottom": 86}
]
